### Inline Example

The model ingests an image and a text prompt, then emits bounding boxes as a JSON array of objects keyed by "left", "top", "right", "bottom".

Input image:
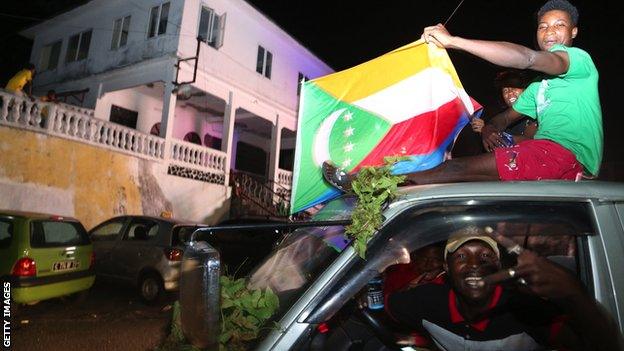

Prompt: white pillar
[
  {"left": 160, "top": 82, "right": 177, "bottom": 160},
  {"left": 268, "top": 114, "right": 282, "bottom": 183},
  {"left": 222, "top": 91, "right": 236, "bottom": 185}
]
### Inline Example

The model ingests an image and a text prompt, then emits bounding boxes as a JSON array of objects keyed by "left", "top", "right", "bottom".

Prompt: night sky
[{"left": 1, "top": 0, "right": 622, "bottom": 173}]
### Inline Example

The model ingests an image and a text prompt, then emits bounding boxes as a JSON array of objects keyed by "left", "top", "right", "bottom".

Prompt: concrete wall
[{"left": 0, "top": 126, "right": 229, "bottom": 229}]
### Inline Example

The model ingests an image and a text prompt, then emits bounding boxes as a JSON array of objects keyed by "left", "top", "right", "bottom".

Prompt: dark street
[{"left": 10, "top": 280, "right": 173, "bottom": 351}]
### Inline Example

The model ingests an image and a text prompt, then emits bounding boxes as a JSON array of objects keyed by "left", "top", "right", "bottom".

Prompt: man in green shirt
[{"left": 323, "top": 0, "right": 602, "bottom": 190}]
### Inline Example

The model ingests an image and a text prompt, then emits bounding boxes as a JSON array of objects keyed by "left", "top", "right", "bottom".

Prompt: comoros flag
[{"left": 290, "top": 40, "right": 482, "bottom": 214}]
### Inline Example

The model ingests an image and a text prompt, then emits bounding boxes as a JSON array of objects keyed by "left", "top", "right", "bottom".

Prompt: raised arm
[{"left": 421, "top": 24, "right": 570, "bottom": 76}]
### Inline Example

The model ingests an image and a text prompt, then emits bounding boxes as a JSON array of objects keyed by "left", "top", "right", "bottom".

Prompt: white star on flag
[
  {"left": 343, "top": 111, "right": 353, "bottom": 121},
  {"left": 343, "top": 142, "right": 355, "bottom": 153},
  {"left": 341, "top": 158, "right": 352, "bottom": 168},
  {"left": 343, "top": 127, "right": 354, "bottom": 137}
]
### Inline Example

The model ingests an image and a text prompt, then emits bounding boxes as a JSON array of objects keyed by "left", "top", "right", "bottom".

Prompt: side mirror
[{"left": 179, "top": 238, "right": 220, "bottom": 350}]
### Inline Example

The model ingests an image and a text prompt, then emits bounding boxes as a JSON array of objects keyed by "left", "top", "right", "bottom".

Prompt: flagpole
[{"left": 444, "top": 0, "right": 466, "bottom": 26}]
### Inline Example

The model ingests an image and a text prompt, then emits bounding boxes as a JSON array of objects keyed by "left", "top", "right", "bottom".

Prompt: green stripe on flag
[{"left": 291, "top": 81, "right": 391, "bottom": 213}]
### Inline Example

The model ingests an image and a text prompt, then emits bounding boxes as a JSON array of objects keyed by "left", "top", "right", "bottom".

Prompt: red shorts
[{"left": 494, "top": 139, "right": 583, "bottom": 181}]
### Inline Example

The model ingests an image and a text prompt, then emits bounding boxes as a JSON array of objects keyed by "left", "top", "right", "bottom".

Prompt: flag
[{"left": 290, "top": 40, "right": 482, "bottom": 214}]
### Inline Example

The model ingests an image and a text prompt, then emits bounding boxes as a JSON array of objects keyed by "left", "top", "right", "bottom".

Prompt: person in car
[
  {"left": 384, "top": 244, "right": 444, "bottom": 296},
  {"left": 386, "top": 226, "right": 623, "bottom": 350}
]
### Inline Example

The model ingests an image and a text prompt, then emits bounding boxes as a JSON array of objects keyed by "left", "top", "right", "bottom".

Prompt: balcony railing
[{"left": 0, "top": 89, "right": 292, "bottom": 189}]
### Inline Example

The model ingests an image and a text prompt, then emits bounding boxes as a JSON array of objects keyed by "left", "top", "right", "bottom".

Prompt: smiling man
[{"left": 386, "top": 226, "right": 623, "bottom": 350}]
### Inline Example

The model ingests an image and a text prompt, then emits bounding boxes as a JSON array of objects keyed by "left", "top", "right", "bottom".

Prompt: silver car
[
  {"left": 89, "top": 215, "right": 205, "bottom": 303},
  {"left": 181, "top": 181, "right": 624, "bottom": 350}
]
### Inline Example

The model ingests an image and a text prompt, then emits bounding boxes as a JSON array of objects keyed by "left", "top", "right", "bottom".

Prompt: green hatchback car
[{"left": 0, "top": 210, "right": 95, "bottom": 305}]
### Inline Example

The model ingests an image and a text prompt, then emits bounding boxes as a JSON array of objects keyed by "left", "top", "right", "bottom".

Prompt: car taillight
[
  {"left": 12, "top": 257, "right": 36, "bottom": 277},
  {"left": 89, "top": 252, "right": 96, "bottom": 269},
  {"left": 164, "top": 248, "right": 183, "bottom": 261}
]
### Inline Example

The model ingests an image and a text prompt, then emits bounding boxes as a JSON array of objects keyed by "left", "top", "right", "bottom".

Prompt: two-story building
[{"left": 0, "top": 0, "right": 333, "bottom": 227}]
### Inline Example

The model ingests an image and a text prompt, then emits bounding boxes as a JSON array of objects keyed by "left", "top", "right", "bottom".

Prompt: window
[
  {"left": 256, "top": 46, "right": 272, "bottom": 79},
  {"left": 124, "top": 220, "right": 159, "bottom": 241},
  {"left": 109, "top": 105, "right": 138, "bottom": 129},
  {"left": 65, "top": 30, "right": 92, "bottom": 63},
  {"left": 204, "top": 133, "right": 222, "bottom": 150},
  {"left": 198, "top": 6, "right": 226, "bottom": 49},
  {"left": 297, "top": 72, "right": 309, "bottom": 96},
  {"left": 40, "top": 41, "right": 62, "bottom": 71},
  {"left": 90, "top": 220, "right": 125, "bottom": 241},
  {"left": 150, "top": 122, "right": 161, "bottom": 136},
  {"left": 0, "top": 219, "right": 12, "bottom": 249},
  {"left": 148, "top": 2, "right": 170, "bottom": 38},
  {"left": 111, "top": 15, "right": 132, "bottom": 49},
  {"left": 183, "top": 132, "right": 201, "bottom": 145},
  {"left": 30, "top": 221, "right": 90, "bottom": 248}
]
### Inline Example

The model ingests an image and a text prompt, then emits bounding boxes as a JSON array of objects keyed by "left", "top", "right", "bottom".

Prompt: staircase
[{"left": 229, "top": 170, "right": 288, "bottom": 219}]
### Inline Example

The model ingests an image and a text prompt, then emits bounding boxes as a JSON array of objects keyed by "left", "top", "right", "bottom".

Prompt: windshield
[{"left": 247, "top": 196, "right": 355, "bottom": 322}]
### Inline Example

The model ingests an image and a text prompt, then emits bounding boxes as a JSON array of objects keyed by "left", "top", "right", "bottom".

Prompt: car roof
[
  {"left": 318, "top": 181, "right": 624, "bottom": 221},
  {"left": 95, "top": 215, "right": 204, "bottom": 226},
  {"left": 0, "top": 209, "right": 80, "bottom": 222},
  {"left": 383, "top": 180, "right": 624, "bottom": 217},
  {"left": 395, "top": 180, "right": 624, "bottom": 202}
]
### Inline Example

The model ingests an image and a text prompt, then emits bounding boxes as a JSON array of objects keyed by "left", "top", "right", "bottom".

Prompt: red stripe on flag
[{"left": 352, "top": 97, "right": 468, "bottom": 172}]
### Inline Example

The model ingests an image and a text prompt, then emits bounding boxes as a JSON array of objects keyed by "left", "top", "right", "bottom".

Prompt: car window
[
  {"left": 90, "top": 219, "right": 125, "bottom": 241},
  {"left": 124, "top": 220, "right": 159, "bottom": 241},
  {"left": 305, "top": 200, "right": 595, "bottom": 323},
  {"left": 0, "top": 218, "right": 13, "bottom": 248},
  {"left": 30, "top": 220, "right": 90, "bottom": 248}
]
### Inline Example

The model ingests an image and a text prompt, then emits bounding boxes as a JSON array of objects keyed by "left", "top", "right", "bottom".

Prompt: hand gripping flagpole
[{"left": 444, "top": 0, "right": 466, "bottom": 26}]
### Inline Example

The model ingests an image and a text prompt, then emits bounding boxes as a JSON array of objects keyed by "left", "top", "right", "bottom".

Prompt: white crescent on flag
[{"left": 312, "top": 108, "right": 346, "bottom": 166}]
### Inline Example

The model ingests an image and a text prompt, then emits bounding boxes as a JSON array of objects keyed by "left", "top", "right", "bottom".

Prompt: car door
[
  {"left": 261, "top": 198, "right": 622, "bottom": 350},
  {"left": 89, "top": 217, "right": 128, "bottom": 277},
  {"left": 110, "top": 218, "right": 162, "bottom": 282}
]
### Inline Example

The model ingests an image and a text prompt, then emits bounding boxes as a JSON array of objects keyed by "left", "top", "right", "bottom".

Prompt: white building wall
[{"left": 26, "top": 0, "right": 185, "bottom": 90}]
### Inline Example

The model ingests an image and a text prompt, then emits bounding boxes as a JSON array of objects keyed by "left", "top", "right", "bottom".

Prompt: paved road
[{"left": 9, "top": 280, "right": 174, "bottom": 351}]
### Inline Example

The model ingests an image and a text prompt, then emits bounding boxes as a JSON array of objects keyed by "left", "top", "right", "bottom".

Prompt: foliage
[
  {"left": 345, "top": 157, "right": 407, "bottom": 258},
  {"left": 156, "top": 301, "right": 201, "bottom": 351},
  {"left": 219, "top": 275, "right": 280, "bottom": 351}
]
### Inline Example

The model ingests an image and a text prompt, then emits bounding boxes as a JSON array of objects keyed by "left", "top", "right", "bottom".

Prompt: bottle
[
  {"left": 366, "top": 276, "right": 384, "bottom": 310},
  {"left": 500, "top": 131, "right": 515, "bottom": 147}
]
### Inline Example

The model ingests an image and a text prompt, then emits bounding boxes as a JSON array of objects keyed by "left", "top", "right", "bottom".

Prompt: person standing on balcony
[{"left": 5, "top": 63, "right": 36, "bottom": 97}]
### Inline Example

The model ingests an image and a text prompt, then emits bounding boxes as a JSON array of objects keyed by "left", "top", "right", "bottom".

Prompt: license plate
[{"left": 52, "top": 260, "right": 80, "bottom": 271}]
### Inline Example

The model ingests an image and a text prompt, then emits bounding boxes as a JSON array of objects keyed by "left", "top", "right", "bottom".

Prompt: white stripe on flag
[{"left": 351, "top": 68, "right": 474, "bottom": 125}]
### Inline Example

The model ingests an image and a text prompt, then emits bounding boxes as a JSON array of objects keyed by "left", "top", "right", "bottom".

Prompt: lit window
[
  {"left": 111, "top": 15, "right": 132, "bottom": 49},
  {"left": 256, "top": 46, "right": 272, "bottom": 79},
  {"left": 198, "top": 6, "right": 226, "bottom": 49},
  {"left": 148, "top": 2, "right": 170, "bottom": 38},
  {"left": 65, "top": 30, "right": 92, "bottom": 63},
  {"left": 40, "top": 41, "right": 62, "bottom": 71}
]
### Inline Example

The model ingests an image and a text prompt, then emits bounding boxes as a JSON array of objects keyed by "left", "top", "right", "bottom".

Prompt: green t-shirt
[{"left": 512, "top": 44, "right": 603, "bottom": 176}]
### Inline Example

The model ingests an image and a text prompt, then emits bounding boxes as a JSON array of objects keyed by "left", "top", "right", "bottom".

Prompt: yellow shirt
[{"left": 5, "top": 69, "right": 33, "bottom": 93}]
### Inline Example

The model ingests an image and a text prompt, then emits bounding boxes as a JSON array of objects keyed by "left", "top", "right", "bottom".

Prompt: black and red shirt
[{"left": 386, "top": 280, "right": 565, "bottom": 350}]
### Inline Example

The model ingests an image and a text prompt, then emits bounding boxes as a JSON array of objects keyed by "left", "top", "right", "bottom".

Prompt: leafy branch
[
  {"left": 219, "top": 276, "right": 279, "bottom": 351},
  {"left": 345, "top": 157, "right": 407, "bottom": 258}
]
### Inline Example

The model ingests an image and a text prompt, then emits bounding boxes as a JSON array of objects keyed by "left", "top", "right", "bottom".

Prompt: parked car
[
  {"left": 88, "top": 215, "right": 206, "bottom": 304},
  {"left": 180, "top": 181, "right": 624, "bottom": 350},
  {"left": 0, "top": 210, "right": 95, "bottom": 308},
  {"left": 89, "top": 215, "right": 287, "bottom": 304}
]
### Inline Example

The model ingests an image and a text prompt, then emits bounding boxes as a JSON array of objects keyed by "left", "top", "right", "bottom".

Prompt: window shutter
[{"left": 214, "top": 13, "right": 226, "bottom": 49}]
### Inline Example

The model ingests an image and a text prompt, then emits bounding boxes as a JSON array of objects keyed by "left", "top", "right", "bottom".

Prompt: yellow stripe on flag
[{"left": 313, "top": 40, "right": 464, "bottom": 103}]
